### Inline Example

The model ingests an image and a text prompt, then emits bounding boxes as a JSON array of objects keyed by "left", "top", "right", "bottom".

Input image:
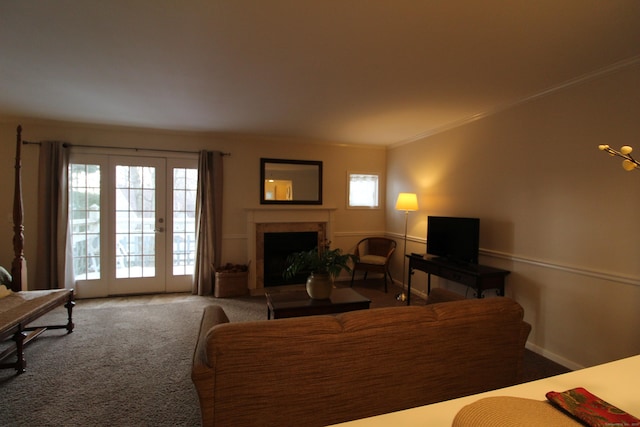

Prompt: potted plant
[{"left": 283, "top": 241, "right": 357, "bottom": 299}]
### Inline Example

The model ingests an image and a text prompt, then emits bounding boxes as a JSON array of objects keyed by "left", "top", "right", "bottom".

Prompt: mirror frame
[{"left": 260, "top": 158, "right": 323, "bottom": 205}]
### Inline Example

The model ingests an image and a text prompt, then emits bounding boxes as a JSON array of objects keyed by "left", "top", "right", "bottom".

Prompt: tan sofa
[{"left": 191, "top": 288, "right": 531, "bottom": 426}]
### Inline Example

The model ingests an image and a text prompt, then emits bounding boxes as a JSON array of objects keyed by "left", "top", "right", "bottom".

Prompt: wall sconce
[{"left": 599, "top": 145, "right": 640, "bottom": 171}]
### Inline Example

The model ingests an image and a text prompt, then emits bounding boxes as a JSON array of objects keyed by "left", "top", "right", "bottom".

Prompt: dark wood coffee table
[{"left": 265, "top": 287, "right": 371, "bottom": 319}]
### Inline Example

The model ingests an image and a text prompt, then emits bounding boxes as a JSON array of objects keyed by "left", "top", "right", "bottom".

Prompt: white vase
[{"left": 306, "top": 272, "right": 332, "bottom": 299}]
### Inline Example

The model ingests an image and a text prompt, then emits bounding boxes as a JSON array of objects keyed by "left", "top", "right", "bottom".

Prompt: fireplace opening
[{"left": 263, "top": 231, "right": 318, "bottom": 286}]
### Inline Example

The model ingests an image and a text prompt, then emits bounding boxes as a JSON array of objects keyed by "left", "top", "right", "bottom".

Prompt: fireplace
[
  {"left": 246, "top": 208, "right": 335, "bottom": 292},
  {"left": 253, "top": 220, "right": 328, "bottom": 290},
  {"left": 263, "top": 231, "right": 319, "bottom": 286}
]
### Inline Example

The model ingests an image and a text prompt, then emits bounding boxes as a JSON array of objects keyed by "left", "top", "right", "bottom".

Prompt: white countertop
[{"left": 333, "top": 354, "right": 640, "bottom": 426}]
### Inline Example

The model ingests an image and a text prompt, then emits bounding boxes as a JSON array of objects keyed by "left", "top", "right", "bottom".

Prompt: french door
[{"left": 69, "top": 153, "right": 198, "bottom": 298}]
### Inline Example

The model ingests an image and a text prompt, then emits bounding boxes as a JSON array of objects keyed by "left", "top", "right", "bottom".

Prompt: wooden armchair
[{"left": 350, "top": 237, "right": 397, "bottom": 292}]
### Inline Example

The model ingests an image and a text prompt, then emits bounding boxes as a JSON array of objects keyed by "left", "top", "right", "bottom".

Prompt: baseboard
[{"left": 525, "top": 342, "right": 583, "bottom": 371}]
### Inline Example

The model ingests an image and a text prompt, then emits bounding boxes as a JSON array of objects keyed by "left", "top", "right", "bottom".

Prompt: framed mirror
[{"left": 260, "top": 158, "right": 323, "bottom": 205}]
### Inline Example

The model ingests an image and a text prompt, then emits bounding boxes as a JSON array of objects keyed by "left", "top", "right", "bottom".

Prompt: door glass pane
[
  {"left": 115, "top": 165, "right": 157, "bottom": 278},
  {"left": 173, "top": 168, "right": 198, "bottom": 275},
  {"left": 69, "top": 163, "right": 101, "bottom": 280}
]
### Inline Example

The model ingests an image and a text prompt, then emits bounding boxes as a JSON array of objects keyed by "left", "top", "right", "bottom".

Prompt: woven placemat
[{"left": 452, "top": 396, "right": 581, "bottom": 426}]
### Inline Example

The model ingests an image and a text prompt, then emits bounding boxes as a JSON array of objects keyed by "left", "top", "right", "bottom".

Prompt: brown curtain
[
  {"left": 35, "top": 141, "right": 71, "bottom": 290},
  {"left": 193, "top": 150, "right": 224, "bottom": 295}
]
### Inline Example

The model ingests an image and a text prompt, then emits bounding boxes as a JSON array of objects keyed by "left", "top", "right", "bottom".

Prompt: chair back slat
[{"left": 360, "top": 237, "right": 396, "bottom": 257}]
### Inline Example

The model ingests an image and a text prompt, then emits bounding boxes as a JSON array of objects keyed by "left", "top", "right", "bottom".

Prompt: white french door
[
  {"left": 69, "top": 153, "right": 197, "bottom": 298},
  {"left": 109, "top": 156, "right": 166, "bottom": 294}
]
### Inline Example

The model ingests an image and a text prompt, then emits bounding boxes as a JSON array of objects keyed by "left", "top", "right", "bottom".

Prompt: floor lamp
[{"left": 395, "top": 193, "right": 418, "bottom": 302}]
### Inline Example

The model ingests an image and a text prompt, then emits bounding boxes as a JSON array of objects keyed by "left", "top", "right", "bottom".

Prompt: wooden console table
[{"left": 406, "top": 254, "right": 510, "bottom": 304}]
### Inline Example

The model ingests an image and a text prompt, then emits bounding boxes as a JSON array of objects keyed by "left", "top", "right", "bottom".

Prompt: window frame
[{"left": 346, "top": 171, "right": 381, "bottom": 209}]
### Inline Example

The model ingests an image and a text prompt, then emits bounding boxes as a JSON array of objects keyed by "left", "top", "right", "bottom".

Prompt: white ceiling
[{"left": 1, "top": 1, "right": 639, "bottom": 146}]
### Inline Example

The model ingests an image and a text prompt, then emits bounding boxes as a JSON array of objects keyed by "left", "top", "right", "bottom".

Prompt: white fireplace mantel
[
  {"left": 246, "top": 207, "right": 337, "bottom": 293},
  {"left": 246, "top": 207, "right": 336, "bottom": 224}
]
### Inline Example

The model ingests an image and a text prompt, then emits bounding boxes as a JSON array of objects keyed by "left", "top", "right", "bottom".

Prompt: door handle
[{"left": 156, "top": 217, "right": 165, "bottom": 232}]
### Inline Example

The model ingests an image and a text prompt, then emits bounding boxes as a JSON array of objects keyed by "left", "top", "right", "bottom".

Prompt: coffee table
[{"left": 265, "top": 287, "right": 371, "bottom": 319}]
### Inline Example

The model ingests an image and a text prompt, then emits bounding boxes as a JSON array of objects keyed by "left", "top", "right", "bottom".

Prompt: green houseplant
[{"left": 283, "top": 241, "right": 357, "bottom": 299}]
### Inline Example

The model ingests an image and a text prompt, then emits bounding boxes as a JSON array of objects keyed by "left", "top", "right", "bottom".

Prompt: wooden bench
[{"left": 0, "top": 288, "right": 74, "bottom": 374}]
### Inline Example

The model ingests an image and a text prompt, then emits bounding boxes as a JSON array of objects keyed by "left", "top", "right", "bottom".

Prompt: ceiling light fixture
[{"left": 598, "top": 145, "right": 640, "bottom": 171}]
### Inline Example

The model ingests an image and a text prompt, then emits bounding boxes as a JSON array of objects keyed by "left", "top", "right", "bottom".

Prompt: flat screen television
[{"left": 426, "top": 216, "right": 480, "bottom": 264}]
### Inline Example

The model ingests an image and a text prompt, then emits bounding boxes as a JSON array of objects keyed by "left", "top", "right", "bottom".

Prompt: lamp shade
[{"left": 395, "top": 193, "right": 418, "bottom": 211}]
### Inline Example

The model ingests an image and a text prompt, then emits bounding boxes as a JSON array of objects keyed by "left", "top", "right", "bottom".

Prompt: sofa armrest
[
  {"left": 193, "top": 305, "right": 229, "bottom": 372},
  {"left": 192, "top": 305, "right": 230, "bottom": 426},
  {"left": 426, "top": 289, "right": 532, "bottom": 384},
  {"left": 426, "top": 288, "right": 467, "bottom": 305}
]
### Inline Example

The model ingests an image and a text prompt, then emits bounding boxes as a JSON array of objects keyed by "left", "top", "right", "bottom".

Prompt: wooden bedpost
[{"left": 11, "top": 125, "right": 27, "bottom": 292}]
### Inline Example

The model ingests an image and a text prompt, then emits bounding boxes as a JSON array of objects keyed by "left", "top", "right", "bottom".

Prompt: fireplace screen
[{"left": 263, "top": 231, "right": 318, "bottom": 286}]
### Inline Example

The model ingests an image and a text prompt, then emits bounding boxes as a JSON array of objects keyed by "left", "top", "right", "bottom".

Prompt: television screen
[{"left": 426, "top": 216, "right": 480, "bottom": 264}]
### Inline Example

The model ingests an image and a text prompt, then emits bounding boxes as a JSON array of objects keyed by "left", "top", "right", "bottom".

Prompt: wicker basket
[{"left": 214, "top": 270, "right": 248, "bottom": 298}]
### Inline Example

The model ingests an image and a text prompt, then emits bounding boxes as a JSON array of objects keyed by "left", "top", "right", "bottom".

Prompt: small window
[{"left": 348, "top": 173, "right": 380, "bottom": 208}]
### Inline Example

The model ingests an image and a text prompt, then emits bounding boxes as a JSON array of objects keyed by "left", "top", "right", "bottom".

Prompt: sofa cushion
[{"left": 358, "top": 254, "right": 387, "bottom": 265}]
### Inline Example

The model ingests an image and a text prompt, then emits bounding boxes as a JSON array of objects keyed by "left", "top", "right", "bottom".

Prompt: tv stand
[
  {"left": 405, "top": 254, "right": 510, "bottom": 305},
  {"left": 430, "top": 256, "right": 473, "bottom": 268}
]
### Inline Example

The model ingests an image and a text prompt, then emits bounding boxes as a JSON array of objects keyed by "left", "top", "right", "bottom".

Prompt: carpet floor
[{"left": 0, "top": 281, "right": 569, "bottom": 426}]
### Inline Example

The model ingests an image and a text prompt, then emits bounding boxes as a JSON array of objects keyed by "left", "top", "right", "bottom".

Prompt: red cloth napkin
[{"left": 546, "top": 387, "right": 640, "bottom": 427}]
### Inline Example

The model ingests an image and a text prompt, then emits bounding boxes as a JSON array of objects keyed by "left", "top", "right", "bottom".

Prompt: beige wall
[
  {"left": 1, "top": 61, "right": 638, "bottom": 371},
  {"left": 0, "top": 120, "right": 387, "bottom": 293},
  {"left": 386, "top": 62, "right": 640, "bottom": 369}
]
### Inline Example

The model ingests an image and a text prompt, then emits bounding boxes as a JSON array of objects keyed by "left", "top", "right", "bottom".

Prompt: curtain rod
[{"left": 22, "top": 141, "right": 231, "bottom": 156}]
